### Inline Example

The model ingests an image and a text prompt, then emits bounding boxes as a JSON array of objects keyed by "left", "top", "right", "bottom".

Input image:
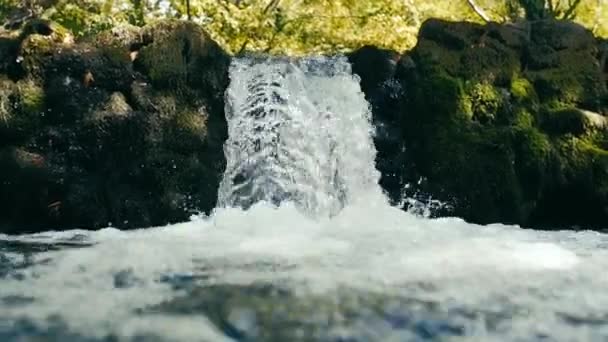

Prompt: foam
[{"left": 2, "top": 198, "right": 606, "bottom": 340}]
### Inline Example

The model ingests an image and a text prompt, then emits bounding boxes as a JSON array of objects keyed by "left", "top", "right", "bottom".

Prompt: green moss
[
  {"left": 554, "top": 136, "right": 608, "bottom": 183},
  {"left": 465, "top": 82, "right": 502, "bottom": 124},
  {"left": 175, "top": 109, "right": 207, "bottom": 135},
  {"left": 16, "top": 79, "right": 44, "bottom": 115},
  {"left": 412, "top": 68, "right": 468, "bottom": 121},
  {"left": 398, "top": 19, "right": 608, "bottom": 228},
  {"left": 526, "top": 50, "right": 606, "bottom": 109},
  {"left": 19, "top": 35, "right": 55, "bottom": 78},
  {"left": 513, "top": 108, "right": 535, "bottom": 127},
  {"left": 413, "top": 40, "right": 461, "bottom": 74},
  {"left": 89, "top": 92, "right": 132, "bottom": 122},
  {"left": 0, "top": 78, "right": 14, "bottom": 126},
  {"left": 94, "top": 25, "right": 142, "bottom": 67},
  {"left": 510, "top": 76, "right": 537, "bottom": 103},
  {"left": 155, "top": 95, "right": 178, "bottom": 118},
  {"left": 164, "top": 106, "right": 209, "bottom": 152},
  {"left": 0, "top": 77, "right": 44, "bottom": 141}
]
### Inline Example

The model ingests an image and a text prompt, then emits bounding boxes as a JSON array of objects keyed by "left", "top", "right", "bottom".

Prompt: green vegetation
[
  {"left": 1, "top": 0, "right": 606, "bottom": 54},
  {"left": 399, "top": 18, "right": 608, "bottom": 227}
]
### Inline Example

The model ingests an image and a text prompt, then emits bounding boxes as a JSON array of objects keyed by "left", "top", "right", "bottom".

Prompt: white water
[
  {"left": 1, "top": 57, "right": 608, "bottom": 341},
  {"left": 218, "top": 57, "right": 384, "bottom": 217}
]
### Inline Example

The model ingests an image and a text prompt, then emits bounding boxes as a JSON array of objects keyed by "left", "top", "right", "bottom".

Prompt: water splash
[{"left": 218, "top": 57, "right": 384, "bottom": 217}]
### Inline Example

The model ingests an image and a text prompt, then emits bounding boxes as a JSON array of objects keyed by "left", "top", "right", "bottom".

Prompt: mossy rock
[
  {"left": 20, "top": 19, "right": 73, "bottom": 43},
  {"left": 539, "top": 107, "right": 608, "bottom": 136},
  {"left": 16, "top": 78, "right": 44, "bottom": 115},
  {"left": 136, "top": 20, "right": 230, "bottom": 97},
  {"left": 391, "top": 19, "right": 608, "bottom": 228},
  {"left": 18, "top": 34, "right": 57, "bottom": 78},
  {"left": 415, "top": 19, "right": 521, "bottom": 84},
  {"left": 529, "top": 137, "right": 608, "bottom": 228},
  {"left": 458, "top": 41, "right": 519, "bottom": 84},
  {"left": 412, "top": 39, "right": 461, "bottom": 75},
  {"left": 43, "top": 75, "right": 110, "bottom": 124},
  {"left": 94, "top": 24, "right": 143, "bottom": 51},
  {"left": 0, "top": 77, "right": 44, "bottom": 142},
  {"left": 88, "top": 91, "right": 133, "bottom": 122},
  {"left": 525, "top": 50, "right": 606, "bottom": 110},
  {"left": 529, "top": 20, "right": 595, "bottom": 51},
  {"left": 417, "top": 19, "right": 482, "bottom": 50},
  {"left": 16, "top": 20, "right": 74, "bottom": 79},
  {"left": 167, "top": 106, "right": 209, "bottom": 151},
  {"left": 510, "top": 76, "right": 538, "bottom": 105},
  {"left": 0, "top": 20, "right": 228, "bottom": 233},
  {"left": 464, "top": 82, "right": 504, "bottom": 124},
  {"left": 19, "top": 30, "right": 133, "bottom": 91}
]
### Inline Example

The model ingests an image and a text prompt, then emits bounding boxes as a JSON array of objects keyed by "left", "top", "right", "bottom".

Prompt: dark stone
[{"left": 348, "top": 46, "right": 407, "bottom": 202}]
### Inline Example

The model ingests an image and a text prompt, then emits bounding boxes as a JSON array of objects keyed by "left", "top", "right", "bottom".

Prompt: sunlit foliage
[{"left": 1, "top": 0, "right": 606, "bottom": 54}]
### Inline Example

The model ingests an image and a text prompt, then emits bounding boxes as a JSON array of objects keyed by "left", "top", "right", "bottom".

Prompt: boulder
[
  {"left": 135, "top": 20, "right": 230, "bottom": 100},
  {"left": 378, "top": 18, "right": 608, "bottom": 229},
  {"left": 0, "top": 19, "right": 230, "bottom": 233}
]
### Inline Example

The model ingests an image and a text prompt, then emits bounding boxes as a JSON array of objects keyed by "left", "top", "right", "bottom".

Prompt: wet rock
[{"left": 348, "top": 46, "right": 407, "bottom": 202}]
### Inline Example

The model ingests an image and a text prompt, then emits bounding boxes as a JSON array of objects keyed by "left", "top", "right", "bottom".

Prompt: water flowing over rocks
[{"left": 1, "top": 17, "right": 607, "bottom": 232}]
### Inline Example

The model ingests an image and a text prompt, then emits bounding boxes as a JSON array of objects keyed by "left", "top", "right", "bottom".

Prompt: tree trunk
[{"left": 466, "top": 0, "right": 491, "bottom": 22}]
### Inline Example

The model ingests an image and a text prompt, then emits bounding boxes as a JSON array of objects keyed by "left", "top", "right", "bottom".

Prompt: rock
[
  {"left": 539, "top": 108, "right": 607, "bottom": 136},
  {"left": 88, "top": 91, "right": 132, "bottom": 122},
  {"left": 580, "top": 109, "right": 607, "bottom": 130},
  {"left": 0, "top": 77, "right": 44, "bottom": 144},
  {"left": 0, "top": 147, "right": 56, "bottom": 233},
  {"left": 348, "top": 46, "right": 406, "bottom": 201},
  {"left": 93, "top": 24, "right": 143, "bottom": 52},
  {"left": 0, "top": 20, "right": 230, "bottom": 233},
  {"left": 530, "top": 20, "right": 595, "bottom": 51},
  {"left": 348, "top": 46, "right": 400, "bottom": 96},
  {"left": 136, "top": 20, "right": 230, "bottom": 99},
  {"left": 0, "top": 31, "right": 20, "bottom": 76},
  {"left": 20, "top": 19, "right": 55, "bottom": 38},
  {"left": 377, "top": 18, "right": 608, "bottom": 229}
]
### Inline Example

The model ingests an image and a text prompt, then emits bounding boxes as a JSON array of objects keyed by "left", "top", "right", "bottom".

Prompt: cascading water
[{"left": 218, "top": 57, "right": 385, "bottom": 217}]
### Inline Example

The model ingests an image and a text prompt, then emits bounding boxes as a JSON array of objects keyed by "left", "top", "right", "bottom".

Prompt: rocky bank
[{"left": 0, "top": 20, "right": 229, "bottom": 233}]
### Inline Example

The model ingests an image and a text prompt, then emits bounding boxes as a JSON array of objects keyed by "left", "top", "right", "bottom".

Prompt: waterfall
[{"left": 217, "top": 57, "right": 384, "bottom": 217}]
